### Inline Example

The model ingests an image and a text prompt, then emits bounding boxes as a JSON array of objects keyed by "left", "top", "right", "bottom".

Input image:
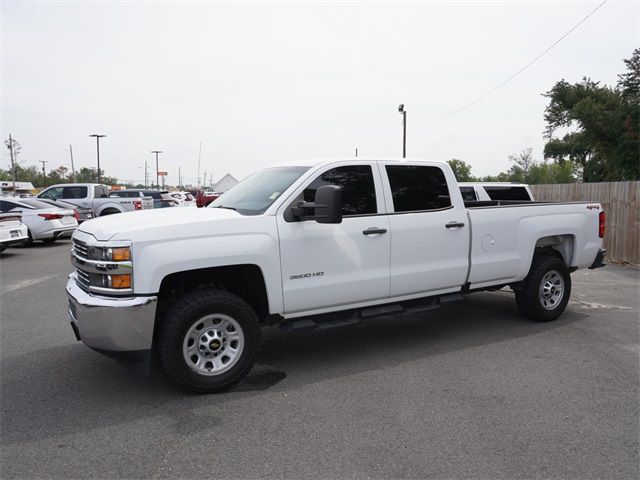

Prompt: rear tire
[
  {"left": 100, "top": 209, "right": 119, "bottom": 216},
  {"left": 515, "top": 254, "right": 571, "bottom": 322},
  {"left": 156, "top": 289, "right": 260, "bottom": 393},
  {"left": 22, "top": 230, "right": 33, "bottom": 247}
]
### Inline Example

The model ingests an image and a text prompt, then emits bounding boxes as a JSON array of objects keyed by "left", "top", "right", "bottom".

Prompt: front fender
[{"left": 132, "top": 232, "right": 283, "bottom": 315}]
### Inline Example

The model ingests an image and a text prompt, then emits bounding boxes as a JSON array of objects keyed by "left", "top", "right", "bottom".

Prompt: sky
[{"left": 1, "top": 0, "right": 638, "bottom": 187}]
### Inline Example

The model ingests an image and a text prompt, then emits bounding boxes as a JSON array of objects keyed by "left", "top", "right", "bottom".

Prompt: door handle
[
  {"left": 362, "top": 228, "right": 387, "bottom": 235},
  {"left": 445, "top": 221, "right": 465, "bottom": 229}
]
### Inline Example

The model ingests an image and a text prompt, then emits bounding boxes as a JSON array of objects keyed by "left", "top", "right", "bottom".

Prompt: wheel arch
[
  {"left": 155, "top": 264, "right": 271, "bottom": 328},
  {"left": 534, "top": 234, "right": 575, "bottom": 266},
  {"left": 96, "top": 203, "right": 124, "bottom": 216}
]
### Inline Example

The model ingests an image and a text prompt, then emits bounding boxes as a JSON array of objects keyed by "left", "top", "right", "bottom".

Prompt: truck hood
[{"left": 78, "top": 207, "right": 240, "bottom": 241}]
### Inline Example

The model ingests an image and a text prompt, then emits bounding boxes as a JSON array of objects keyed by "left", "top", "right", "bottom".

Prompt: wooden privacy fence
[{"left": 530, "top": 181, "right": 639, "bottom": 265}]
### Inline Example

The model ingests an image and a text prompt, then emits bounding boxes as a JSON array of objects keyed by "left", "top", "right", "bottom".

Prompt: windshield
[{"left": 209, "top": 166, "right": 309, "bottom": 215}]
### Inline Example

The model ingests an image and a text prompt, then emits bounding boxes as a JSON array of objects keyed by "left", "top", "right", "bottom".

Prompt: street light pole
[
  {"left": 398, "top": 104, "right": 406, "bottom": 158},
  {"left": 151, "top": 150, "right": 162, "bottom": 189},
  {"left": 89, "top": 134, "right": 106, "bottom": 182}
]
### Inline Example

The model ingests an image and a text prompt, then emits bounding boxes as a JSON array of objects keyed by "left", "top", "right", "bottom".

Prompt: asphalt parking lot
[{"left": 1, "top": 240, "right": 638, "bottom": 479}]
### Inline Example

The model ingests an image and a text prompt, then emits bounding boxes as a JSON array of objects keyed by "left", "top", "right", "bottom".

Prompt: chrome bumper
[{"left": 65, "top": 273, "right": 157, "bottom": 353}]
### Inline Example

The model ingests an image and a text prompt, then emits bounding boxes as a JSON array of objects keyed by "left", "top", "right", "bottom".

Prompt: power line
[{"left": 418, "top": 0, "right": 609, "bottom": 123}]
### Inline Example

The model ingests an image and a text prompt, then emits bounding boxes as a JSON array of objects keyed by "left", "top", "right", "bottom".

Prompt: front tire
[
  {"left": 156, "top": 289, "right": 260, "bottom": 393},
  {"left": 515, "top": 254, "right": 571, "bottom": 322}
]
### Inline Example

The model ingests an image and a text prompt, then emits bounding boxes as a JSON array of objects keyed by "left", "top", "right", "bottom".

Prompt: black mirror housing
[{"left": 314, "top": 185, "right": 342, "bottom": 224}]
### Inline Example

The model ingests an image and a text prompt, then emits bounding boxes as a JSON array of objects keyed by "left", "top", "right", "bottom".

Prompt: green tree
[
  {"left": 480, "top": 148, "right": 578, "bottom": 185},
  {"left": 447, "top": 159, "right": 476, "bottom": 182},
  {"left": 74, "top": 167, "right": 118, "bottom": 185},
  {"left": 542, "top": 49, "right": 639, "bottom": 181},
  {"left": 47, "top": 166, "right": 70, "bottom": 185}
]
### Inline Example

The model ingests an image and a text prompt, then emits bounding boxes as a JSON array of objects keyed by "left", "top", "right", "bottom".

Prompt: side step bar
[{"left": 280, "top": 293, "right": 465, "bottom": 331}]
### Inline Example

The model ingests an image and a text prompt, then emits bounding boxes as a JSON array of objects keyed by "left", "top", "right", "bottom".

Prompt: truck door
[
  {"left": 379, "top": 163, "right": 469, "bottom": 297},
  {"left": 277, "top": 163, "right": 390, "bottom": 315}
]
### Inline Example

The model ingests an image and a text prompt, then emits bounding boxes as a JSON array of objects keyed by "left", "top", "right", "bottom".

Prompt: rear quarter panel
[{"left": 468, "top": 203, "right": 602, "bottom": 288}]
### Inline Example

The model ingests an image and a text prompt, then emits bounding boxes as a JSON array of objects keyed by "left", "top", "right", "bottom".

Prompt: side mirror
[{"left": 314, "top": 185, "right": 342, "bottom": 224}]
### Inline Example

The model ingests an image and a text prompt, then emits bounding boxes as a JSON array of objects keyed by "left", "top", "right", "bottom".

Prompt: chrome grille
[
  {"left": 73, "top": 239, "right": 89, "bottom": 259},
  {"left": 76, "top": 268, "right": 91, "bottom": 292}
]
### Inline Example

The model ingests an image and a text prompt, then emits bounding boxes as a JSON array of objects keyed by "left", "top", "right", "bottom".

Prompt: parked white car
[
  {"left": 1, "top": 198, "right": 78, "bottom": 245},
  {"left": 66, "top": 158, "right": 605, "bottom": 393},
  {"left": 0, "top": 212, "right": 29, "bottom": 252},
  {"left": 170, "top": 192, "right": 197, "bottom": 207},
  {"left": 459, "top": 182, "right": 534, "bottom": 202}
]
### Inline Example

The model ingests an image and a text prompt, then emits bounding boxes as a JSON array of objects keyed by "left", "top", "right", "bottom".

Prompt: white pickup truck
[
  {"left": 66, "top": 158, "right": 606, "bottom": 392},
  {"left": 38, "top": 183, "right": 153, "bottom": 216}
]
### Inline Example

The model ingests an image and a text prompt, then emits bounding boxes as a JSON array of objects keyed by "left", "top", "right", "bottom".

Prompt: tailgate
[{"left": 140, "top": 196, "right": 154, "bottom": 209}]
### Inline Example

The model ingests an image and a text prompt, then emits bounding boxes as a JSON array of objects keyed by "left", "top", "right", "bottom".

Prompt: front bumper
[
  {"left": 35, "top": 226, "right": 76, "bottom": 240},
  {"left": 65, "top": 273, "right": 158, "bottom": 359}
]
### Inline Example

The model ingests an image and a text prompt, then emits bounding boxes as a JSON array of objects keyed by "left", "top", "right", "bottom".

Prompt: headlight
[
  {"left": 110, "top": 247, "right": 131, "bottom": 261},
  {"left": 94, "top": 246, "right": 131, "bottom": 261},
  {"left": 72, "top": 239, "right": 134, "bottom": 295}
]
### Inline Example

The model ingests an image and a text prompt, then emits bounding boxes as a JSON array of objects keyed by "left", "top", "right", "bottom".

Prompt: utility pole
[
  {"left": 178, "top": 166, "right": 182, "bottom": 189},
  {"left": 398, "top": 104, "right": 406, "bottom": 158},
  {"left": 69, "top": 145, "right": 77, "bottom": 182},
  {"left": 40, "top": 160, "right": 48, "bottom": 187},
  {"left": 89, "top": 134, "right": 106, "bottom": 182},
  {"left": 144, "top": 160, "right": 148, "bottom": 188},
  {"left": 197, "top": 142, "right": 202, "bottom": 188},
  {"left": 203, "top": 171, "right": 207, "bottom": 190},
  {"left": 151, "top": 150, "right": 162, "bottom": 189},
  {"left": 7, "top": 133, "right": 16, "bottom": 192}
]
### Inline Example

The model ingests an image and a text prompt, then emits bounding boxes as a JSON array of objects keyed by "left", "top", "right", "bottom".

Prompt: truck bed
[{"left": 465, "top": 201, "right": 603, "bottom": 289}]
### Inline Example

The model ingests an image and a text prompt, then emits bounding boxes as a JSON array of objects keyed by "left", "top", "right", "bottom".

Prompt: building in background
[
  {"left": 1, "top": 181, "right": 36, "bottom": 195},
  {"left": 213, "top": 174, "right": 238, "bottom": 193}
]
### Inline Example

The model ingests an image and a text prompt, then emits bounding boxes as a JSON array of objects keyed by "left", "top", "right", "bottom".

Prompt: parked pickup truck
[
  {"left": 459, "top": 182, "right": 534, "bottom": 202},
  {"left": 38, "top": 183, "right": 153, "bottom": 216},
  {"left": 65, "top": 158, "right": 606, "bottom": 392}
]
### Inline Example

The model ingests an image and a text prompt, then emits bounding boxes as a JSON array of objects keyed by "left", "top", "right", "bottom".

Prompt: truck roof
[
  {"left": 459, "top": 182, "right": 529, "bottom": 187},
  {"left": 273, "top": 157, "right": 444, "bottom": 168},
  {"left": 45, "top": 183, "right": 108, "bottom": 188}
]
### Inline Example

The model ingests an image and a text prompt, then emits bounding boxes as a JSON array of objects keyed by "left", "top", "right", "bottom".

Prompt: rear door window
[
  {"left": 62, "top": 186, "right": 87, "bottom": 199},
  {"left": 94, "top": 186, "right": 110, "bottom": 198},
  {"left": 385, "top": 165, "right": 452, "bottom": 212}
]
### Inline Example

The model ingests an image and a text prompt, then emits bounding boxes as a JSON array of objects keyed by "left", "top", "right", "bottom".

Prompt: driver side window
[{"left": 303, "top": 165, "right": 377, "bottom": 216}]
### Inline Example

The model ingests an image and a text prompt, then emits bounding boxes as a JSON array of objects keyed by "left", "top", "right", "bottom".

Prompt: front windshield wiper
[{"left": 212, "top": 205, "right": 237, "bottom": 211}]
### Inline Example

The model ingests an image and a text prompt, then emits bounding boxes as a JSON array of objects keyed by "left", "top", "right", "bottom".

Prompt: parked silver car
[
  {"left": 0, "top": 198, "right": 78, "bottom": 245},
  {"left": 36, "top": 198, "right": 94, "bottom": 223}
]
